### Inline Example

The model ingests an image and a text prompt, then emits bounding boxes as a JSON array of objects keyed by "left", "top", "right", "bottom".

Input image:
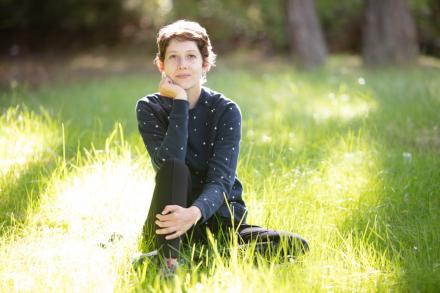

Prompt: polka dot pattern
[{"left": 136, "top": 88, "right": 246, "bottom": 223}]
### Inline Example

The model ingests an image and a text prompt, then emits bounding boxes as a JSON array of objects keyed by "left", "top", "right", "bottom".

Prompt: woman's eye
[
  {"left": 168, "top": 55, "right": 176, "bottom": 59},
  {"left": 188, "top": 55, "right": 196, "bottom": 59}
]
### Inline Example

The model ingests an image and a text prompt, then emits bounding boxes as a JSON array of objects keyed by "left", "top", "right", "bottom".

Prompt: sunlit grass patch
[
  {"left": 0, "top": 125, "right": 153, "bottom": 292},
  {"left": 236, "top": 129, "right": 400, "bottom": 291},
  {"left": 303, "top": 133, "right": 378, "bottom": 218},
  {"left": 0, "top": 105, "right": 60, "bottom": 231},
  {"left": 308, "top": 90, "right": 376, "bottom": 122},
  {"left": 0, "top": 105, "right": 59, "bottom": 176}
]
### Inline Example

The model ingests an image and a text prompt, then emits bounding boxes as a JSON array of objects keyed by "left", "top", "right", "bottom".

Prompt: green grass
[{"left": 0, "top": 54, "right": 439, "bottom": 292}]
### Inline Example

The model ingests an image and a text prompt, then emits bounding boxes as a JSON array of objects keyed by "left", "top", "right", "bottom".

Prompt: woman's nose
[{"left": 177, "top": 57, "right": 188, "bottom": 69}]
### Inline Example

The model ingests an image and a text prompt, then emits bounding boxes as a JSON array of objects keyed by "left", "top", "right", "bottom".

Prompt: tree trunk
[
  {"left": 362, "top": 0, "right": 418, "bottom": 66},
  {"left": 285, "top": 0, "right": 327, "bottom": 69}
]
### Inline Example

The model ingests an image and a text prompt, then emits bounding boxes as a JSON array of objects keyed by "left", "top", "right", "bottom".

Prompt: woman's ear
[
  {"left": 202, "top": 61, "right": 211, "bottom": 73},
  {"left": 156, "top": 59, "right": 164, "bottom": 73}
]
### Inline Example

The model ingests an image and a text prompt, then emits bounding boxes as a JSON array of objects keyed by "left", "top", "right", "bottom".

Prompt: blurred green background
[
  {"left": 1, "top": 1, "right": 439, "bottom": 291},
  {"left": 0, "top": 0, "right": 438, "bottom": 56}
]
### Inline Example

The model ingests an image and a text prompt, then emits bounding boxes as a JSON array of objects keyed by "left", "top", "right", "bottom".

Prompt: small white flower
[
  {"left": 261, "top": 134, "right": 271, "bottom": 143},
  {"left": 358, "top": 77, "right": 366, "bottom": 85},
  {"left": 403, "top": 152, "right": 412, "bottom": 164}
]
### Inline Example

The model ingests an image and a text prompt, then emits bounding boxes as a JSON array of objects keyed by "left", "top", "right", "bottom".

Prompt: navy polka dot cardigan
[{"left": 136, "top": 87, "right": 247, "bottom": 224}]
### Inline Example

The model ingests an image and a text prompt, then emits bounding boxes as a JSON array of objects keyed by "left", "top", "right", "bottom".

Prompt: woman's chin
[{"left": 179, "top": 82, "right": 198, "bottom": 91}]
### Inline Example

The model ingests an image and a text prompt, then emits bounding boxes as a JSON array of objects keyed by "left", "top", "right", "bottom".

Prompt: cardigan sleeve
[
  {"left": 191, "top": 103, "right": 242, "bottom": 222},
  {"left": 136, "top": 97, "right": 189, "bottom": 171}
]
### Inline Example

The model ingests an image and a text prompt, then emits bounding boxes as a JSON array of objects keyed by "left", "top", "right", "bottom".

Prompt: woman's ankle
[{"left": 165, "top": 257, "right": 179, "bottom": 269}]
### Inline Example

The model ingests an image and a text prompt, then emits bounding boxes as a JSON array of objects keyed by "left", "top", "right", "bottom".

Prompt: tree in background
[
  {"left": 410, "top": 0, "right": 440, "bottom": 57},
  {"left": 285, "top": 0, "right": 327, "bottom": 69},
  {"left": 1, "top": 0, "right": 437, "bottom": 60},
  {"left": 362, "top": 0, "right": 418, "bottom": 66}
]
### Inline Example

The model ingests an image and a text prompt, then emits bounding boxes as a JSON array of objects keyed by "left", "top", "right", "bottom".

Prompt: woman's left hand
[{"left": 155, "top": 205, "right": 202, "bottom": 240}]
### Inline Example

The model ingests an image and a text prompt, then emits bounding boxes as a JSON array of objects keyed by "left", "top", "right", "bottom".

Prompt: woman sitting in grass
[{"left": 135, "top": 19, "right": 309, "bottom": 275}]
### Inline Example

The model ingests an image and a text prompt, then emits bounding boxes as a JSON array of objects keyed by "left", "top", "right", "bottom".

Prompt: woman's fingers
[
  {"left": 155, "top": 206, "right": 194, "bottom": 238},
  {"left": 156, "top": 226, "right": 177, "bottom": 235},
  {"left": 156, "top": 213, "right": 173, "bottom": 221},
  {"left": 162, "top": 205, "right": 179, "bottom": 215},
  {"left": 165, "top": 231, "right": 182, "bottom": 240},
  {"left": 156, "top": 213, "right": 176, "bottom": 222},
  {"left": 155, "top": 220, "right": 173, "bottom": 228},
  {"left": 156, "top": 205, "right": 180, "bottom": 220}
]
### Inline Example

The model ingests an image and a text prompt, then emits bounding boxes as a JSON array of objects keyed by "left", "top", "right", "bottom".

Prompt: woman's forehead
[{"left": 166, "top": 39, "right": 199, "bottom": 53}]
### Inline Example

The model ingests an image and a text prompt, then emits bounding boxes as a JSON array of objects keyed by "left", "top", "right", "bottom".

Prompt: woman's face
[{"left": 159, "top": 39, "right": 208, "bottom": 90}]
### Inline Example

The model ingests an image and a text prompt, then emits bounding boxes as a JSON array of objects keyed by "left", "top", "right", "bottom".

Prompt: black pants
[{"left": 143, "top": 159, "right": 309, "bottom": 258}]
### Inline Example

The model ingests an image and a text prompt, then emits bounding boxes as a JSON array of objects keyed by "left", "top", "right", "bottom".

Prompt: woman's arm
[
  {"left": 136, "top": 74, "right": 189, "bottom": 170},
  {"left": 136, "top": 98, "right": 189, "bottom": 171}
]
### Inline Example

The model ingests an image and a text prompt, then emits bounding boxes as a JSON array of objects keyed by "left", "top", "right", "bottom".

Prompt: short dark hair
[{"left": 154, "top": 20, "right": 216, "bottom": 69}]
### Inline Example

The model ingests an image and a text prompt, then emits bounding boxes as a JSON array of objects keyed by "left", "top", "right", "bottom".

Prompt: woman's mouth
[{"left": 176, "top": 74, "right": 191, "bottom": 79}]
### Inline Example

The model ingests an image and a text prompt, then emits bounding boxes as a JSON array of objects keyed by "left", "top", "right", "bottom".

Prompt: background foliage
[{"left": 1, "top": 0, "right": 438, "bottom": 56}]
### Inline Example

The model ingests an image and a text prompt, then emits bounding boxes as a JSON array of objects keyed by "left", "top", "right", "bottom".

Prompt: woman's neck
[{"left": 186, "top": 84, "right": 202, "bottom": 109}]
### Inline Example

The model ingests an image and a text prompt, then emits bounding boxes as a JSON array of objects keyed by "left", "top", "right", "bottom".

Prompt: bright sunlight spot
[
  {"left": 305, "top": 133, "right": 378, "bottom": 224},
  {"left": 0, "top": 128, "right": 153, "bottom": 292},
  {"left": 310, "top": 91, "right": 376, "bottom": 122},
  {"left": 0, "top": 106, "right": 58, "bottom": 176}
]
